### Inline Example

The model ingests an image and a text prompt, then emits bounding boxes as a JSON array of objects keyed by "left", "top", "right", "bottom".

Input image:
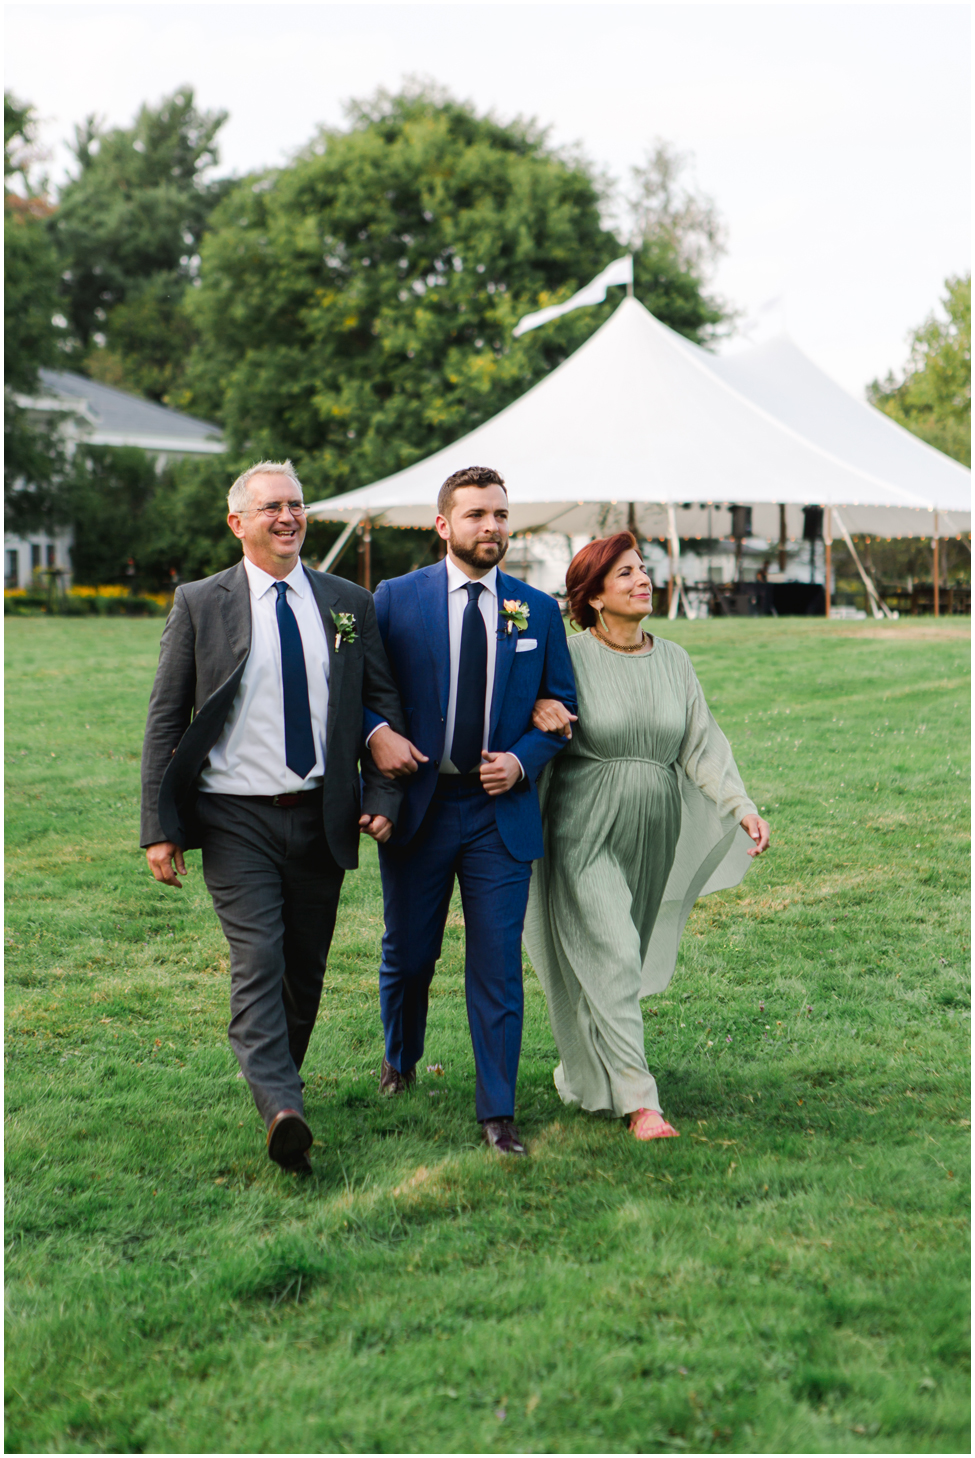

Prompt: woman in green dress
[{"left": 524, "top": 533, "right": 769, "bottom": 1142}]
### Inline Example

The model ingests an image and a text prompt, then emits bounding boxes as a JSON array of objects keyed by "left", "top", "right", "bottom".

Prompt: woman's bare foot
[{"left": 629, "top": 1108, "right": 680, "bottom": 1141}]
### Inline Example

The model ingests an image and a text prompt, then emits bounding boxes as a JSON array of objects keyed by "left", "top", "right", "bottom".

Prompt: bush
[{"left": 4, "top": 589, "right": 167, "bottom": 617}]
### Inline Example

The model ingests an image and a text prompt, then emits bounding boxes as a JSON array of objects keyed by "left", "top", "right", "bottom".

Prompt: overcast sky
[{"left": 6, "top": 2, "right": 970, "bottom": 397}]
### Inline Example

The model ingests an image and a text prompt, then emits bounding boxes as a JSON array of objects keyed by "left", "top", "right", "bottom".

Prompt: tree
[
  {"left": 626, "top": 140, "right": 727, "bottom": 279},
  {"left": 626, "top": 140, "right": 732, "bottom": 344},
  {"left": 182, "top": 85, "right": 732, "bottom": 501},
  {"left": 63, "top": 446, "right": 169, "bottom": 586},
  {"left": 4, "top": 92, "right": 70, "bottom": 532},
  {"left": 869, "top": 275, "right": 971, "bottom": 467},
  {"left": 52, "top": 88, "right": 230, "bottom": 401}
]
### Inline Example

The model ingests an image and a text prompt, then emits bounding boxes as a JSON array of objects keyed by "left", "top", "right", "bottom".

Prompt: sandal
[{"left": 629, "top": 1108, "right": 680, "bottom": 1141}]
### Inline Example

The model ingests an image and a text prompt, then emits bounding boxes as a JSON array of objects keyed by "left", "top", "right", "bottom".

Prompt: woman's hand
[
  {"left": 741, "top": 814, "right": 770, "bottom": 856},
  {"left": 532, "top": 697, "right": 578, "bottom": 739}
]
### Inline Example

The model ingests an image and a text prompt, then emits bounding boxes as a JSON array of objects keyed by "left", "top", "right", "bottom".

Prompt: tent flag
[{"left": 513, "top": 256, "right": 633, "bottom": 338}]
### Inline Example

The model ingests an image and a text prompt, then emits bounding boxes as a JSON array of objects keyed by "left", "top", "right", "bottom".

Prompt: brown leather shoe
[
  {"left": 266, "top": 1108, "right": 313, "bottom": 1167},
  {"left": 481, "top": 1118, "right": 527, "bottom": 1156},
  {"left": 379, "top": 1058, "right": 416, "bottom": 1096}
]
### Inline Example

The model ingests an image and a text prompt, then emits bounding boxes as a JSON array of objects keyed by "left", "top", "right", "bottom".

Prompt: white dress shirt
[
  {"left": 198, "top": 557, "right": 330, "bottom": 796},
  {"left": 441, "top": 557, "right": 500, "bottom": 775}
]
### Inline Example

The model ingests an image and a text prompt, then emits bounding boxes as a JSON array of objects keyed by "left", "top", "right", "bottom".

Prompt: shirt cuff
[
  {"left": 511, "top": 755, "right": 525, "bottom": 781},
  {"left": 365, "top": 722, "right": 389, "bottom": 745}
]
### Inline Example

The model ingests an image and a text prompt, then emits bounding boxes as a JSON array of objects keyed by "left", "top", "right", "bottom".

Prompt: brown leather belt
[{"left": 251, "top": 787, "right": 323, "bottom": 808}]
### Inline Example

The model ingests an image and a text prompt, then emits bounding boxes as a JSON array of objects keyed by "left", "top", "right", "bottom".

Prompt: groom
[{"left": 365, "top": 466, "right": 577, "bottom": 1155}]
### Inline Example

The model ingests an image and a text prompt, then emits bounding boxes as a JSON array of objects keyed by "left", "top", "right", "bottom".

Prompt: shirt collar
[
  {"left": 445, "top": 556, "right": 497, "bottom": 597},
  {"left": 243, "top": 555, "right": 307, "bottom": 600}
]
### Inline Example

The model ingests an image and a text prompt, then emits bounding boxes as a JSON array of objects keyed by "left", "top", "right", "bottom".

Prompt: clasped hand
[
  {"left": 368, "top": 724, "right": 429, "bottom": 778},
  {"left": 359, "top": 813, "right": 393, "bottom": 844},
  {"left": 531, "top": 698, "right": 578, "bottom": 738},
  {"left": 367, "top": 724, "right": 519, "bottom": 797}
]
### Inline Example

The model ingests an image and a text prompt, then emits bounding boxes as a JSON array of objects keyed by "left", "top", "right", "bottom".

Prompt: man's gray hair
[{"left": 227, "top": 460, "right": 303, "bottom": 515}]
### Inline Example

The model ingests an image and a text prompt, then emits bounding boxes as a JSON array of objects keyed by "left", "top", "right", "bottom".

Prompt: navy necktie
[
  {"left": 450, "top": 581, "right": 488, "bottom": 774},
  {"left": 274, "top": 582, "right": 316, "bottom": 779}
]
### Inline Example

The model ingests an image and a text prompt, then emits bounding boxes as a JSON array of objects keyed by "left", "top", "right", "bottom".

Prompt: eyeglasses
[{"left": 238, "top": 501, "right": 308, "bottom": 519}]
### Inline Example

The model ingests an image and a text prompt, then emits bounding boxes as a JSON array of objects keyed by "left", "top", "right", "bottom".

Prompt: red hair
[{"left": 565, "top": 532, "right": 640, "bottom": 630}]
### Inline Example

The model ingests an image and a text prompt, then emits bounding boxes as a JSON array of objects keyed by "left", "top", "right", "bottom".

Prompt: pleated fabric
[{"left": 524, "top": 630, "right": 758, "bottom": 1117}]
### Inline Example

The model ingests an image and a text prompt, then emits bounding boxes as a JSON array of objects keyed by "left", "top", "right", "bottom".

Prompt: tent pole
[
  {"left": 832, "top": 509, "right": 895, "bottom": 619},
  {"left": 666, "top": 504, "right": 681, "bottom": 621},
  {"left": 933, "top": 512, "right": 940, "bottom": 617},
  {"left": 317, "top": 511, "right": 363, "bottom": 573},
  {"left": 357, "top": 514, "right": 372, "bottom": 591},
  {"left": 778, "top": 504, "right": 788, "bottom": 573},
  {"left": 824, "top": 507, "right": 832, "bottom": 619}
]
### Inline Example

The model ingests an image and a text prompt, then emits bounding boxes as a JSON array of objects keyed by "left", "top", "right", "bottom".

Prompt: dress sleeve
[{"left": 677, "top": 658, "right": 758, "bottom": 822}]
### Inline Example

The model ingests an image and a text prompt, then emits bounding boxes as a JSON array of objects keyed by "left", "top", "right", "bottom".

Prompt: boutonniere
[
  {"left": 500, "top": 598, "right": 530, "bottom": 636},
  {"left": 331, "top": 609, "right": 357, "bottom": 650}
]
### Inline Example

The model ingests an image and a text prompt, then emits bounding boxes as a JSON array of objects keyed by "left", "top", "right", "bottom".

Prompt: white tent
[
  {"left": 699, "top": 335, "right": 971, "bottom": 537},
  {"left": 306, "top": 297, "right": 970, "bottom": 548}
]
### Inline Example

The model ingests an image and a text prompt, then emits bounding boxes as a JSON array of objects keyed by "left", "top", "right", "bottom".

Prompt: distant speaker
[
  {"left": 803, "top": 505, "right": 824, "bottom": 542},
  {"left": 730, "top": 505, "right": 752, "bottom": 539}
]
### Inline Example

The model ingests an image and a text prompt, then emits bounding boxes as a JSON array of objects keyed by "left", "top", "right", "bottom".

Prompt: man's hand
[
  {"left": 479, "top": 751, "right": 522, "bottom": 797},
  {"left": 146, "top": 841, "right": 187, "bottom": 888},
  {"left": 531, "top": 697, "right": 578, "bottom": 739},
  {"left": 368, "top": 725, "right": 429, "bottom": 779},
  {"left": 741, "top": 814, "right": 770, "bottom": 857},
  {"left": 359, "top": 813, "right": 393, "bottom": 844}
]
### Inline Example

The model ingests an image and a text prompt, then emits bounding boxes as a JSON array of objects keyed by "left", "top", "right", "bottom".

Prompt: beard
[{"left": 448, "top": 532, "right": 508, "bottom": 570}]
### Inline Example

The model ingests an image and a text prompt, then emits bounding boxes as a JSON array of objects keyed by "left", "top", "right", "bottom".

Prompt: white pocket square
[{"left": 515, "top": 637, "right": 538, "bottom": 652}]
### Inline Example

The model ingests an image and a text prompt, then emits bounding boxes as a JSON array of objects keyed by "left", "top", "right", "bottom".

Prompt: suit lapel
[
  {"left": 416, "top": 562, "right": 450, "bottom": 718},
  {"left": 219, "top": 560, "right": 251, "bottom": 665},
  {"left": 306, "top": 568, "right": 346, "bottom": 756},
  {"left": 490, "top": 570, "right": 520, "bottom": 740}
]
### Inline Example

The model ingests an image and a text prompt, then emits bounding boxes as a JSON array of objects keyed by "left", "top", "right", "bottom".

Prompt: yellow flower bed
[
  {"left": 69, "top": 584, "right": 130, "bottom": 598},
  {"left": 68, "top": 585, "right": 172, "bottom": 607}
]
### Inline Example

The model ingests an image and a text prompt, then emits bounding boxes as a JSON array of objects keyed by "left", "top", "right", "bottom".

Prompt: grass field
[{"left": 4, "top": 615, "right": 970, "bottom": 1455}]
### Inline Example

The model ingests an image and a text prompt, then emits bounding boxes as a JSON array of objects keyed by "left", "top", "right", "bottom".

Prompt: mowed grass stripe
[{"left": 4, "top": 616, "right": 970, "bottom": 1454}]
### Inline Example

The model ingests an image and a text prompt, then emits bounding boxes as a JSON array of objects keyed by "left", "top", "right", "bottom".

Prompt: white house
[{"left": 5, "top": 370, "right": 225, "bottom": 589}]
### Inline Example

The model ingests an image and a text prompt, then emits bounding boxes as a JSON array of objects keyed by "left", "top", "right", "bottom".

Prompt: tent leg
[
  {"left": 824, "top": 508, "right": 832, "bottom": 619},
  {"left": 933, "top": 513, "right": 940, "bottom": 617},
  {"left": 666, "top": 505, "right": 681, "bottom": 621},
  {"left": 832, "top": 509, "right": 895, "bottom": 619},
  {"left": 357, "top": 514, "right": 372, "bottom": 591},
  {"left": 778, "top": 504, "right": 787, "bottom": 573},
  {"left": 317, "top": 512, "right": 363, "bottom": 573}
]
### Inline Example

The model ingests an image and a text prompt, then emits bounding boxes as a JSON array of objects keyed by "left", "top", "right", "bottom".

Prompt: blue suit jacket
[{"left": 364, "top": 561, "right": 577, "bottom": 862}]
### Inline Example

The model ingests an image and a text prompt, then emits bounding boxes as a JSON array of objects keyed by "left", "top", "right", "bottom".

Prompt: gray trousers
[{"left": 197, "top": 791, "right": 344, "bottom": 1127}]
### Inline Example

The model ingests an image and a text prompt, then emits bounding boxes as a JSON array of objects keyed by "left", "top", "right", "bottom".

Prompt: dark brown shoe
[
  {"left": 481, "top": 1118, "right": 527, "bottom": 1156},
  {"left": 279, "top": 1151, "right": 313, "bottom": 1177},
  {"left": 266, "top": 1108, "right": 313, "bottom": 1167},
  {"left": 379, "top": 1058, "right": 416, "bottom": 1096}
]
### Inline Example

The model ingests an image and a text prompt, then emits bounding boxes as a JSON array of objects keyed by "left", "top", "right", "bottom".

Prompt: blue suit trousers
[{"left": 378, "top": 779, "right": 532, "bottom": 1121}]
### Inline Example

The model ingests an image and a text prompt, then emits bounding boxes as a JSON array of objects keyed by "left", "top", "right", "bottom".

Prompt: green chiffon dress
[{"left": 523, "top": 630, "right": 758, "bottom": 1117}]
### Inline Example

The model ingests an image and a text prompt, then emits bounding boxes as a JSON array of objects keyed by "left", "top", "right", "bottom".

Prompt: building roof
[{"left": 35, "top": 369, "right": 225, "bottom": 455}]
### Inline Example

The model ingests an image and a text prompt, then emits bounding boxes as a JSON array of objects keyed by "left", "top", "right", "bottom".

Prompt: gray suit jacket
[{"left": 140, "top": 559, "right": 406, "bottom": 870}]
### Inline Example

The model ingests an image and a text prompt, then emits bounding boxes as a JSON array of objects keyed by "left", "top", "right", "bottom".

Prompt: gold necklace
[{"left": 590, "top": 625, "right": 650, "bottom": 654}]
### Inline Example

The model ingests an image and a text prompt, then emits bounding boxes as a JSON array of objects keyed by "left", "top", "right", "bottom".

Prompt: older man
[{"left": 141, "top": 460, "right": 405, "bottom": 1174}]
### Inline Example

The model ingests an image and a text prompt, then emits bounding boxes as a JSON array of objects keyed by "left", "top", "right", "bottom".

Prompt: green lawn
[{"left": 4, "top": 615, "right": 970, "bottom": 1455}]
